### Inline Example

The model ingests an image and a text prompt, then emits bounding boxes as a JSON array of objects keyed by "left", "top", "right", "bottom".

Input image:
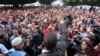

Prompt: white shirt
[
  {"left": 56, "top": 32, "right": 61, "bottom": 40},
  {"left": 0, "top": 44, "right": 8, "bottom": 54},
  {"left": 80, "top": 32, "right": 88, "bottom": 40},
  {"left": 7, "top": 48, "right": 15, "bottom": 53}
]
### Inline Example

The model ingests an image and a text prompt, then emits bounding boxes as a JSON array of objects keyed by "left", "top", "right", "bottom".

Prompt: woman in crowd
[{"left": 75, "top": 39, "right": 94, "bottom": 56}]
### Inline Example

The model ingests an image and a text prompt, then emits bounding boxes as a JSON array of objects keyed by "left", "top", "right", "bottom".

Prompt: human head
[
  {"left": 11, "top": 37, "right": 24, "bottom": 49},
  {"left": 33, "top": 29, "right": 38, "bottom": 36},
  {"left": 21, "top": 22, "right": 26, "bottom": 28},
  {"left": 86, "top": 27, "right": 93, "bottom": 33},
  {"left": 28, "top": 24, "right": 33, "bottom": 30},
  {"left": 13, "top": 29, "right": 19, "bottom": 37},
  {"left": 81, "top": 39, "right": 92, "bottom": 50},
  {"left": 13, "top": 23, "right": 19, "bottom": 30},
  {"left": 5, "top": 25, "right": 10, "bottom": 32},
  {"left": 2, "top": 32, "right": 8, "bottom": 40},
  {"left": 80, "top": 27, "right": 86, "bottom": 32},
  {"left": 43, "top": 32, "right": 57, "bottom": 50},
  {"left": 21, "top": 28, "right": 27, "bottom": 35}
]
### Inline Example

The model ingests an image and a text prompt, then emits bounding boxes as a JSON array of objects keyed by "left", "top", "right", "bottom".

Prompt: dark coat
[
  {"left": 60, "top": 22, "right": 67, "bottom": 33},
  {"left": 0, "top": 38, "right": 12, "bottom": 50},
  {"left": 56, "top": 34, "right": 68, "bottom": 56},
  {"left": 32, "top": 34, "right": 42, "bottom": 47},
  {"left": 39, "top": 49, "right": 62, "bottom": 56}
]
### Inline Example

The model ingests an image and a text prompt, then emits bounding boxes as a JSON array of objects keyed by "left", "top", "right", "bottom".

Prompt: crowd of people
[{"left": 0, "top": 6, "right": 100, "bottom": 56}]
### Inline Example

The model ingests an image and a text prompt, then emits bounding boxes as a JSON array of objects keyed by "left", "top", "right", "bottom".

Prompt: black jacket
[
  {"left": 0, "top": 39, "right": 12, "bottom": 50},
  {"left": 39, "top": 49, "right": 62, "bottom": 56},
  {"left": 56, "top": 34, "right": 68, "bottom": 56}
]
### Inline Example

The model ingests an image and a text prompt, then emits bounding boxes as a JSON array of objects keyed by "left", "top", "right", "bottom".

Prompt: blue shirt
[{"left": 9, "top": 49, "right": 26, "bottom": 56}]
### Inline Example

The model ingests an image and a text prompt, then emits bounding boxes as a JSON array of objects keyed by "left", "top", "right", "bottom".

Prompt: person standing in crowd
[
  {"left": 0, "top": 43, "right": 8, "bottom": 54},
  {"left": 21, "top": 28, "right": 30, "bottom": 47},
  {"left": 27, "top": 24, "right": 33, "bottom": 36},
  {"left": 86, "top": 27, "right": 95, "bottom": 37},
  {"left": 56, "top": 16, "right": 70, "bottom": 56},
  {"left": 10, "top": 29, "right": 20, "bottom": 41},
  {"left": 5, "top": 25, "right": 13, "bottom": 38},
  {"left": 0, "top": 21, "right": 5, "bottom": 33},
  {"left": 79, "top": 27, "right": 88, "bottom": 40},
  {"left": 32, "top": 29, "right": 43, "bottom": 55},
  {"left": 13, "top": 23, "right": 21, "bottom": 35},
  {"left": 39, "top": 32, "right": 62, "bottom": 56},
  {"left": 0, "top": 32, "right": 12, "bottom": 50},
  {"left": 56, "top": 31, "right": 68, "bottom": 56},
  {"left": 9, "top": 37, "right": 27, "bottom": 56},
  {"left": 20, "top": 28, "right": 33, "bottom": 56},
  {"left": 75, "top": 39, "right": 94, "bottom": 56},
  {"left": 32, "top": 29, "right": 42, "bottom": 47}
]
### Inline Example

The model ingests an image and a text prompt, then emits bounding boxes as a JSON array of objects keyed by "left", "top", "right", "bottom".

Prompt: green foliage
[
  {"left": 0, "top": 0, "right": 37, "bottom": 4},
  {"left": 39, "top": 0, "right": 54, "bottom": 5},
  {"left": 63, "top": 0, "right": 100, "bottom": 6},
  {"left": 63, "top": 0, "right": 71, "bottom": 4}
]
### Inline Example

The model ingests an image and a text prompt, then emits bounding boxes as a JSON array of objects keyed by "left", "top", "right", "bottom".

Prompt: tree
[
  {"left": 63, "top": 0, "right": 79, "bottom": 5},
  {"left": 0, "top": 0, "right": 37, "bottom": 4},
  {"left": 63, "top": 0, "right": 71, "bottom": 5},
  {"left": 63, "top": 0, "right": 100, "bottom": 6},
  {"left": 39, "top": 0, "right": 54, "bottom": 5}
]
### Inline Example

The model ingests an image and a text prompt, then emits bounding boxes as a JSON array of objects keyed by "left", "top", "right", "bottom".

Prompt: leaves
[
  {"left": 0, "top": 0, "right": 37, "bottom": 4},
  {"left": 39, "top": 0, "right": 54, "bottom": 5},
  {"left": 63, "top": 0, "right": 100, "bottom": 6}
]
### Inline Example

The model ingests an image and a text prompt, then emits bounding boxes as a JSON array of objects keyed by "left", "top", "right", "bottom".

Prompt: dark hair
[
  {"left": 44, "top": 32, "right": 57, "bottom": 50},
  {"left": 81, "top": 39, "right": 92, "bottom": 48},
  {"left": 77, "top": 39, "right": 93, "bottom": 56}
]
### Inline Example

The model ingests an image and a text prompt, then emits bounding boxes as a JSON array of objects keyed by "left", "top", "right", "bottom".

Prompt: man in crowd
[
  {"left": 9, "top": 37, "right": 27, "bottom": 56},
  {"left": 0, "top": 43, "right": 8, "bottom": 54},
  {"left": 0, "top": 32, "right": 12, "bottom": 50},
  {"left": 39, "top": 32, "right": 63, "bottom": 56},
  {"left": 10, "top": 29, "right": 20, "bottom": 41}
]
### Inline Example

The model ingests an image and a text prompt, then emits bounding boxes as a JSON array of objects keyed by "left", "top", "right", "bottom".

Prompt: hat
[{"left": 11, "top": 37, "right": 23, "bottom": 46}]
